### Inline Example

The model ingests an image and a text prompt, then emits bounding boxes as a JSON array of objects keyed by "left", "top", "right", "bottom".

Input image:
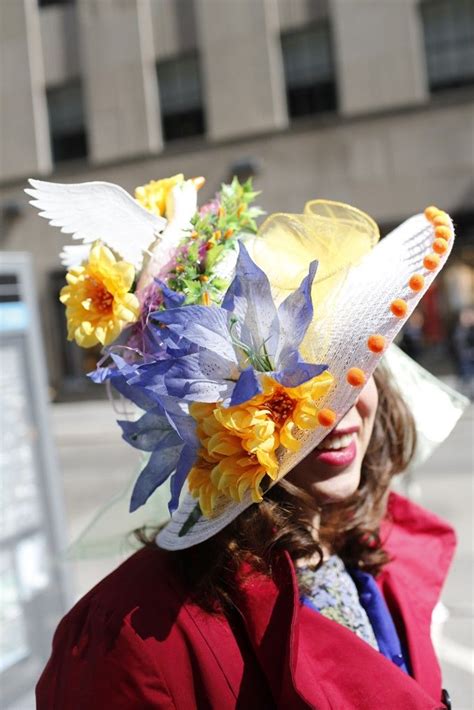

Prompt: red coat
[{"left": 37, "top": 493, "right": 455, "bottom": 709}]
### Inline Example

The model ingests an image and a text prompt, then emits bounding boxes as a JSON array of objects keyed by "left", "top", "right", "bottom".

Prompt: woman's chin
[
  {"left": 287, "top": 438, "right": 365, "bottom": 504},
  {"left": 310, "top": 466, "right": 361, "bottom": 502}
]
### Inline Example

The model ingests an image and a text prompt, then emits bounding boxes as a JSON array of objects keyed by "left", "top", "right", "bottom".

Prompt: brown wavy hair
[{"left": 137, "top": 365, "right": 416, "bottom": 613}]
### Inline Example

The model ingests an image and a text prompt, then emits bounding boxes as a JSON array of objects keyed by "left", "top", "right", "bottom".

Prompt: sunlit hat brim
[{"left": 157, "top": 212, "right": 454, "bottom": 550}]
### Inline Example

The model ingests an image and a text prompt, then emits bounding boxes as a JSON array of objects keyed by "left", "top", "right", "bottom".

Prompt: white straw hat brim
[{"left": 157, "top": 212, "right": 454, "bottom": 550}]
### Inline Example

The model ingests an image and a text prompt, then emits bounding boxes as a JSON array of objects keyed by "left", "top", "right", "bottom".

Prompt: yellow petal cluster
[
  {"left": 59, "top": 243, "right": 140, "bottom": 348},
  {"left": 187, "top": 371, "right": 333, "bottom": 516},
  {"left": 134, "top": 174, "right": 184, "bottom": 217}
]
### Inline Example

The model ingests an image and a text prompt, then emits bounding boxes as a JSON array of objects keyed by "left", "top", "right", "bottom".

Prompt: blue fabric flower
[
  {"left": 111, "top": 361, "right": 199, "bottom": 513},
  {"left": 146, "top": 242, "right": 327, "bottom": 407},
  {"left": 90, "top": 353, "right": 196, "bottom": 513},
  {"left": 91, "top": 244, "right": 328, "bottom": 515}
]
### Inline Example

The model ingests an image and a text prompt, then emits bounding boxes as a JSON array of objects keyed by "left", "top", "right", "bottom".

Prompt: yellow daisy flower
[
  {"left": 59, "top": 242, "right": 140, "bottom": 348},
  {"left": 250, "top": 373, "right": 334, "bottom": 451},
  {"left": 187, "top": 370, "right": 333, "bottom": 516},
  {"left": 134, "top": 174, "right": 184, "bottom": 217}
]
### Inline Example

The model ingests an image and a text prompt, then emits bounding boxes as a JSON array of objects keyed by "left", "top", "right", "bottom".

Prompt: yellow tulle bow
[{"left": 245, "top": 199, "right": 380, "bottom": 362}]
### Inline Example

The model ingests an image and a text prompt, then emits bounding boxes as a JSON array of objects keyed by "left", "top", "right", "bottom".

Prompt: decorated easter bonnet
[{"left": 26, "top": 175, "right": 459, "bottom": 550}]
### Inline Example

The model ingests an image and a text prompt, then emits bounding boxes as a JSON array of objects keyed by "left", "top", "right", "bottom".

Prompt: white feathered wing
[{"left": 25, "top": 179, "right": 167, "bottom": 269}]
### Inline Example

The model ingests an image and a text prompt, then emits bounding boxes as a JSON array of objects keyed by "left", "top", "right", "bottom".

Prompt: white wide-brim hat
[{"left": 157, "top": 201, "right": 455, "bottom": 550}]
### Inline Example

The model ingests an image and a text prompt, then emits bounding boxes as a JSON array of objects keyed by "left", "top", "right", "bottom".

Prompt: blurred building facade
[{"left": 1, "top": 0, "right": 473, "bottom": 398}]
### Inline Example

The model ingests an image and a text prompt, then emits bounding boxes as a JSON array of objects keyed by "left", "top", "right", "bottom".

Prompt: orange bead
[
  {"left": 367, "top": 334, "right": 386, "bottom": 354},
  {"left": 433, "top": 213, "right": 450, "bottom": 227},
  {"left": 390, "top": 299, "right": 408, "bottom": 318},
  {"left": 433, "top": 238, "right": 448, "bottom": 255},
  {"left": 408, "top": 273, "right": 425, "bottom": 292},
  {"left": 424, "top": 205, "right": 440, "bottom": 222},
  {"left": 347, "top": 368, "right": 366, "bottom": 387},
  {"left": 434, "top": 225, "right": 451, "bottom": 241},
  {"left": 318, "top": 408, "right": 337, "bottom": 428},
  {"left": 423, "top": 253, "right": 440, "bottom": 271}
]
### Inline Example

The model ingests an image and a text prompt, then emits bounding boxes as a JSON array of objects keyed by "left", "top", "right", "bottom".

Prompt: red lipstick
[
  {"left": 312, "top": 426, "right": 360, "bottom": 468},
  {"left": 313, "top": 439, "right": 357, "bottom": 467}
]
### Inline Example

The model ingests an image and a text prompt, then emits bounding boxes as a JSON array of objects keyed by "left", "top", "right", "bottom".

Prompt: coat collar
[
  {"left": 377, "top": 492, "right": 457, "bottom": 699},
  {"left": 231, "top": 492, "right": 455, "bottom": 708},
  {"left": 231, "top": 554, "right": 306, "bottom": 708}
]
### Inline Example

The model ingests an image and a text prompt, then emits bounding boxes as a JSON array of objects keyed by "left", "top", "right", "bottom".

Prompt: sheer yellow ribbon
[{"left": 245, "top": 199, "right": 380, "bottom": 361}]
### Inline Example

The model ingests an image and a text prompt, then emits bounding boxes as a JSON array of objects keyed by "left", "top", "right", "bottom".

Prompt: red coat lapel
[
  {"left": 378, "top": 492, "right": 457, "bottom": 700},
  {"left": 233, "top": 552, "right": 445, "bottom": 709},
  {"left": 232, "top": 493, "right": 455, "bottom": 709},
  {"left": 232, "top": 556, "right": 308, "bottom": 708},
  {"left": 295, "top": 600, "right": 444, "bottom": 709}
]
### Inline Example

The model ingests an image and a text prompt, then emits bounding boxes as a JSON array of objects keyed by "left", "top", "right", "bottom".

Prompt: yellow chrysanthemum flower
[
  {"left": 134, "top": 174, "right": 184, "bottom": 217},
  {"left": 59, "top": 243, "right": 140, "bottom": 348},
  {"left": 249, "top": 373, "right": 334, "bottom": 451},
  {"left": 187, "top": 371, "right": 333, "bottom": 516}
]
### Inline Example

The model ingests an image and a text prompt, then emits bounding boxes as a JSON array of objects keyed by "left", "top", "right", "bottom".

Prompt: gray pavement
[
  {"left": 14, "top": 397, "right": 474, "bottom": 709},
  {"left": 413, "top": 403, "right": 474, "bottom": 708}
]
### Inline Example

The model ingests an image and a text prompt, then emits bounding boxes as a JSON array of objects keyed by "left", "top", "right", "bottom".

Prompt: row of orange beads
[
  {"left": 318, "top": 339, "right": 388, "bottom": 427},
  {"left": 318, "top": 366, "right": 368, "bottom": 428},
  {"left": 389, "top": 205, "right": 452, "bottom": 322},
  {"left": 318, "top": 364, "right": 370, "bottom": 428},
  {"left": 318, "top": 206, "right": 453, "bottom": 429}
]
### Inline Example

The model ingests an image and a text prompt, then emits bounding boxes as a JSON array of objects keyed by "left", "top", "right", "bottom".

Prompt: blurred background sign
[{"left": 0, "top": 253, "right": 70, "bottom": 709}]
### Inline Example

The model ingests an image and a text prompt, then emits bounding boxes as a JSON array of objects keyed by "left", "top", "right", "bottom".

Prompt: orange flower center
[
  {"left": 88, "top": 277, "right": 114, "bottom": 314},
  {"left": 264, "top": 388, "right": 296, "bottom": 424}
]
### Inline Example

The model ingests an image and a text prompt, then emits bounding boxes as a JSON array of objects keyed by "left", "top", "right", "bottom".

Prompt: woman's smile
[
  {"left": 313, "top": 426, "right": 359, "bottom": 468},
  {"left": 288, "top": 376, "right": 379, "bottom": 501}
]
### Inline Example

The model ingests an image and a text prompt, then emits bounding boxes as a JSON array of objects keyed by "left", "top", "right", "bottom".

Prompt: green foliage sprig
[{"left": 167, "top": 178, "right": 265, "bottom": 305}]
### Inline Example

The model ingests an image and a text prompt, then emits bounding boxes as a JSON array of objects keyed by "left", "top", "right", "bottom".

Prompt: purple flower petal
[
  {"left": 154, "top": 280, "right": 186, "bottom": 309},
  {"left": 118, "top": 408, "right": 181, "bottom": 452},
  {"left": 164, "top": 352, "right": 236, "bottom": 402},
  {"left": 222, "top": 242, "right": 279, "bottom": 360},
  {"left": 229, "top": 367, "right": 263, "bottom": 406},
  {"left": 273, "top": 351, "right": 327, "bottom": 388},
  {"left": 168, "top": 444, "right": 198, "bottom": 513},
  {"left": 129, "top": 444, "right": 183, "bottom": 512},
  {"left": 151, "top": 305, "right": 236, "bottom": 363},
  {"left": 103, "top": 358, "right": 162, "bottom": 411},
  {"left": 88, "top": 365, "right": 116, "bottom": 384},
  {"left": 164, "top": 407, "right": 199, "bottom": 447},
  {"left": 275, "top": 260, "right": 318, "bottom": 364}
]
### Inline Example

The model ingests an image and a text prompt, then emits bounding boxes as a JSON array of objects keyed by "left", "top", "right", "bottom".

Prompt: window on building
[
  {"left": 157, "top": 53, "right": 205, "bottom": 142},
  {"left": 281, "top": 22, "right": 337, "bottom": 118},
  {"left": 0, "top": 274, "right": 19, "bottom": 304},
  {"left": 420, "top": 0, "right": 474, "bottom": 91},
  {"left": 46, "top": 81, "right": 87, "bottom": 163},
  {"left": 38, "top": 0, "right": 74, "bottom": 7}
]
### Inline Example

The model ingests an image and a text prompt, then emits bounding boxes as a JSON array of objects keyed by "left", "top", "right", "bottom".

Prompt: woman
[
  {"left": 36, "top": 367, "right": 455, "bottom": 709},
  {"left": 29, "top": 176, "right": 456, "bottom": 708}
]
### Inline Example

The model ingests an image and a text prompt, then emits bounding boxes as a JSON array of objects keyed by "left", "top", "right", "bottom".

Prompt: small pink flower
[{"left": 199, "top": 197, "right": 220, "bottom": 217}]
